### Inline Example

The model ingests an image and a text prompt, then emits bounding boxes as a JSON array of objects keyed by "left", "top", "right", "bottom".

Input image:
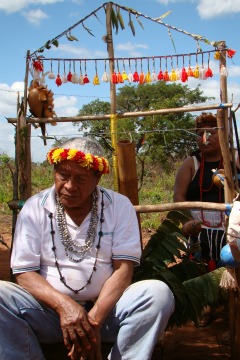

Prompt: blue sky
[{"left": 0, "top": 0, "right": 240, "bottom": 162}]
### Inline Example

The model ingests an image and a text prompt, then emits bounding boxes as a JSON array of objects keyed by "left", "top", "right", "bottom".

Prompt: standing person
[
  {"left": 174, "top": 112, "right": 226, "bottom": 270},
  {"left": 0, "top": 137, "right": 175, "bottom": 360}
]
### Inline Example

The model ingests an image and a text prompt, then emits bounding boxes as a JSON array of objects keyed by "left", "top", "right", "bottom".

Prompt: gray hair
[{"left": 60, "top": 137, "right": 104, "bottom": 157}]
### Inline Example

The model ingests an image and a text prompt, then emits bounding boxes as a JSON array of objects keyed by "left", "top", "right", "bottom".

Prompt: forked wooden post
[
  {"left": 218, "top": 42, "right": 240, "bottom": 359},
  {"left": 16, "top": 50, "right": 32, "bottom": 201}
]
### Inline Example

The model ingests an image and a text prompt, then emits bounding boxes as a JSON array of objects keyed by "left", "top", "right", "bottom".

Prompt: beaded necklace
[
  {"left": 56, "top": 190, "right": 98, "bottom": 262},
  {"left": 199, "top": 155, "right": 223, "bottom": 228},
  {"left": 49, "top": 188, "right": 105, "bottom": 294}
]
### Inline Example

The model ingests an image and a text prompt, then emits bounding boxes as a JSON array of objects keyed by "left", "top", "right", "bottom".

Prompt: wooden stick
[{"left": 7, "top": 103, "right": 233, "bottom": 124}]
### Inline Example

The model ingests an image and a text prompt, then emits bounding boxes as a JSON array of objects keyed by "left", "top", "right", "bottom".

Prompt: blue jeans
[{"left": 0, "top": 279, "right": 174, "bottom": 360}]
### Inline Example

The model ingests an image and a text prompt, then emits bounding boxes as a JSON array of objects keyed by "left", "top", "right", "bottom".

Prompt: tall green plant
[{"left": 133, "top": 210, "right": 227, "bottom": 328}]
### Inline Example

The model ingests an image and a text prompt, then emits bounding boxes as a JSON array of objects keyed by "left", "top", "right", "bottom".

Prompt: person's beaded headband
[{"left": 47, "top": 147, "right": 110, "bottom": 174}]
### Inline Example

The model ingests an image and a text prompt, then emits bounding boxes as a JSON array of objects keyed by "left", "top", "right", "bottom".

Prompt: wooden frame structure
[{"left": 6, "top": 2, "right": 240, "bottom": 358}]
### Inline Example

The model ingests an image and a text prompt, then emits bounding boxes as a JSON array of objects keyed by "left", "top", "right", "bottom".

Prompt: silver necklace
[
  {"left": 56, "top": 189, "right": 98, "bottom": 262},
  {"left": 49, "top": 189, "right": 105, "bottom": 294}
]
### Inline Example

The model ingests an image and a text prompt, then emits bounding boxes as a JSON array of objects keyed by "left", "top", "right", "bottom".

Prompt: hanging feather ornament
[
  {"left": 111, "top": 68, "right": 118, "bottom": 84},
  {"left": 71, "top": 61, "right": 79, "bottom": 84},
  {"left": 144, "top": 59, "right": 152, "bottom": 83},
  {"left": 128, "top": 60, "right": 133, "bottom": 83},
  {"left": 205, "top": 53, "right": 213, "bottom": 78},
  {"left": 181, "top": 56, "right": 188, "bottom": 82},
  {"left": 48, "top": 60, "right": 55, "bottom": 79},
  {"left": 122, "top": 60, "right": 128, "bottom": 81},
  {"left": 93, "top": 60, "right": 100, "bottom": 85},
  {"left": 55, "top": 61, "right": 62, "bottom": 87},
  {"left": 175, "top": 56, "right": 181, "bottom": 80},
  {"left": 163, "top": 57, "right": 170, "bottom": 81},
  {"left": 133, "top": 59, "right": 139, "bottom": 82},
  {"left": 67, "top": 61, "right": 73, "bottom": 82},
  {"left": 214, "top": 51, "right": 220, "bottom": 60},
  {"left": 79, "top": 61, "right": 84, "bottom": 85},
  {"left": 83, "top": 60, "right": 90, "bottom": 84},
  {"left": 169, "top": 57, "right": 177, "bottom": 81},
  {"left": 193, "top": 54, "right": 199, "bottom": 79},
  {"left": 32, "top": 59, "right": 44, "bottom": 81},
  {"left": 187, "top": 55, "right": 194, "bottom": 77},
  {"left": 227, "top": 49, "right": 236, "bottom": 58},
  {"left": 151, "top": 58, "right": 158, "bottom": 82},
  {"left": 157, "top": 58, "right": 164, "bottom": 80},
  {"left": 139, "top": 59, "right": 145, "bottom": 84},
  {"left": 116, "top": 60, "right": 123, "bottom": 83},
  {"left": 61, "top": 61, "right": 68, "bottom": 83},
  {"left": 199, "top": 54, "right": 207, "bottom": 80},
  {"left": 101, "top": 60, "right": 109, "bottom": 82}
]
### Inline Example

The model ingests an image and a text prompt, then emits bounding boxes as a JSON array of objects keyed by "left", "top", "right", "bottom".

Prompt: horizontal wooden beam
[{"left": 7, "top": 103, "right": 233, "bottom": 124}]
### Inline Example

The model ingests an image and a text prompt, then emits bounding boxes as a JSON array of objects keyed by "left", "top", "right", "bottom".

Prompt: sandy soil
[{"left": 0, "top": 215, "right": 231, "bottom": 359}]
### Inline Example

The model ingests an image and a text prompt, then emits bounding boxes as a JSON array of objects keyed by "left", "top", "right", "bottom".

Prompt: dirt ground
[{"left": 0, "top": 215, "right": 231, "bottom": 359}]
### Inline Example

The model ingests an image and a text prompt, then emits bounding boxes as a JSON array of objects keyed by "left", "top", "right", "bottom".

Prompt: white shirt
[{"left": 11, "top": 186, "right": 141, "bottom": 301}]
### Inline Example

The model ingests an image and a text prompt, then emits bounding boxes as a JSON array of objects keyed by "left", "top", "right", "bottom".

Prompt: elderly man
[{"left": 0, "top": 137, "right": 174, "bottom": 360}]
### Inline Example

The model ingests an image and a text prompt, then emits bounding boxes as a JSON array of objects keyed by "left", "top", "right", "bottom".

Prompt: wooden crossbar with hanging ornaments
[{"left": 29, "top": 48, "right": 231, "bottom": 88}]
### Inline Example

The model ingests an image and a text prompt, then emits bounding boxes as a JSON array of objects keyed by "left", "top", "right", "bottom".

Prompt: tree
[{"left": 74, "top": 82, "right": 213, "bottom": 167}]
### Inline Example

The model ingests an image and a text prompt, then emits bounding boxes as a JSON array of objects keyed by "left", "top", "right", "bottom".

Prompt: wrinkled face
[
  {"left": 196, "top": 127, "right": 221, "bottom": 155},
  {"left": 54, "top": 160, "right": 101, "bottom": 209}
]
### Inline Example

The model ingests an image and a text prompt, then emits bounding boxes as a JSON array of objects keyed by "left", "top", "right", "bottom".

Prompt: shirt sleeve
[
  {"left": 111, "top": 193, "right": 142, "bottom": 265},
  {"left": 11, "top": 197, "right": 42, "bottom": 274}
]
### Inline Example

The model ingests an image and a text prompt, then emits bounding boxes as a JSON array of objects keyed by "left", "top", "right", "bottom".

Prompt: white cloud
[
  {"left": 54, "top": 95, "right": 79, "bottom": 117},
  {"left": 0, "top": 0, "right": 63, "bottom": 14},
  {"left": 22, "top": 9, "right": 49, "bottom": 26},
  {"left": 116, "top": 42, "right": 148, "bottom": 52},
  {"left": 55, "top": 44, "right": 107, "bottom": 58},
  {"left": 197, "top": 0, "right": 240, "bottom": 19}
]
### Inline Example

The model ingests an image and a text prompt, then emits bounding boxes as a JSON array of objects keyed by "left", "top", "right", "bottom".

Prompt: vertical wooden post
[
  {"left": 17, "top": 50, "right": 32, "bottom": 200},
  {"left": 219, "top": 41, "right": 240, "bottom": 359},
  {"left": 117, "top": 140, "right": 139, "bottom": 205},
  {"left": 117, "top": 140, "right": 142, "bottom": 246},
  {"left": 106, "top": 2, "right": 119, "bottom": 192}
]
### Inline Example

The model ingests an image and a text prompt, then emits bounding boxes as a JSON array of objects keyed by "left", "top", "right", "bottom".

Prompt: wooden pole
[
  {"left": 117, "top": 140, "right": 139, "bottom": 205},
  {"left": 106, "top": 2, "right": 119, "bottom": 191},
  {"left": 219, "top": 41, "right": 240, "bottom": 360},
  {"left": 7, "top": 103, "right": 233, "bottom": 124},
  {"left": 17, "top": 50, "right": 32, "bottom": 200}
]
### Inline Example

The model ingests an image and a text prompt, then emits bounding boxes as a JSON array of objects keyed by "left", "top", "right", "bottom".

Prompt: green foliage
[
  {"left": 133, "top": 209, "right": 227, "bottom": 328},
  {"left": 74, "top": 82, "right": 213, "bottom": 168}
]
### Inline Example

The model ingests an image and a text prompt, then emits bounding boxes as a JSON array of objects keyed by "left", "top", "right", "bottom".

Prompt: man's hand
[{"left": 56, "top": 299, "right": 98, "bottom": 360}]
